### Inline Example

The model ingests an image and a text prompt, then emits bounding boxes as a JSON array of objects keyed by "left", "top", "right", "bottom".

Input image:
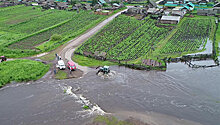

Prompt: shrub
[{"left": 51, "top": 34, "right": 62, "bottom": 41}]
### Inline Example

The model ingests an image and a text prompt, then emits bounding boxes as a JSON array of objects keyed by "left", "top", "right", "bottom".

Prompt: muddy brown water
[{"left": 0, "top": 63, "right": 220, "bottom": 125}]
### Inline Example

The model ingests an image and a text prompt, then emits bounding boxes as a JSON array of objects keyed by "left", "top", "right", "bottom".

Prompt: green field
[
  {"left": 151, "top": 17, "right": 216, "bottom": 58},
  {"left": 75, "top": 15, "right": 170, "bottom": 61},
  {"left": 159, "top": 18, "right": 215, "bottom": 54},
  {"left": 0, "top": 59, "right": 49, "bottom": 87},
  {"left": 0, "top": 5, "right": 107, "bottom": 58}
]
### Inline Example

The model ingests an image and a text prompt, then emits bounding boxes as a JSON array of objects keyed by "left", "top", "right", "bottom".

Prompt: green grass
[
  {"left": 214, "top": 22, "right": 220, "bottom": 56},
  {"left": 0, "top": 59, "right": 49, "bottom": 87},
  {"left": 55, "top": 70, "right": 67, "bottom": 80},
  {"left": 72, "top": 54, "right": 117, "bottom": 67}
]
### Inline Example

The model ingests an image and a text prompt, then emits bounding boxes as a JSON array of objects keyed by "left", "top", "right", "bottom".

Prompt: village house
[
  {"left": 164, "top": 1, "right": 178, "bottom": 8},
  {"left": 83, "top": 3, "right": 91, "bottom": 10},
  {"left": 163, "top": 9, "right": 172, "bottom": 15},
  {"left": 160, "top": 15, "right": 181, "bottom": 24},
  {"left": 75, "top": 3, "right": 82, "bottom": 9},
  {"left": 197, "top": 0, "right": 209, "bottom": 4},
  {"left": 56, "top": 2, "right": 68, "bottom": 10},
  {"left": 147, "top": 7, "right": 159, "bottom": 14},
  {"left": 148, "top": 0, "right": 157, "bottom": 8},
  {"left": 112, "top": 3, "right": 120, "bottom": 8},
  {"left": 171, "top": 7, "right": 186, "bottom": 17},
  {"left": 197, "top": 8, "right": 217, "bottom": 16},
  {"left": 126, "top": 7, "right": 147, "bottom": 15},
  {"left": 0, "top": 0, "right": 21, "bottom": 7},
  {"left": 214, "top": 2, "right": 220, "bottom": 14}
]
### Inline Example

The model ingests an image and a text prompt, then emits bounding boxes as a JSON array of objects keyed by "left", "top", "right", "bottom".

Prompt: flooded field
[{"left": 0, "top": 63, "right": 220, "bottom": 125}]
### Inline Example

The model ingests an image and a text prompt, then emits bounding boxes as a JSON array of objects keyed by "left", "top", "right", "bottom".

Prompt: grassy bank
[
  {"left": 88, "top": 115, "right": 149, "bottom": 125},
  {"left": 89, "top": 116, "right": 132, "bottom": 125},
  {"left": 54, "top": 70, "right": 67, "bottom": 80},
  {"left": 0, "top": 59, "right": 49, "bottom": 87},
  {"left": 215, "top": 22, "right": 220, "bottom": 56},
  {"left": 72, "top": 54, "right": 117, "bottom": 67}
]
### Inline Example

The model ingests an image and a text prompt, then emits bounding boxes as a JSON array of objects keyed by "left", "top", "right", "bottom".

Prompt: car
[
  {"left": 67, "top": 61, "right": 76, "bottom": 71},
  {"left": 56, "top": 60, "right": 66, "bottom": 70},
  {"left": 1, "top": 56, "right": 7, "bottom": 62}
]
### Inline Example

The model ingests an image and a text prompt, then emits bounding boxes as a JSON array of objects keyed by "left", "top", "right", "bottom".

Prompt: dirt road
[{"left": 59, "top": 9, "right": 128, "bottom": 76}]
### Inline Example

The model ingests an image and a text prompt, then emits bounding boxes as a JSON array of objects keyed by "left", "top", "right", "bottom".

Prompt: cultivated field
[
  {"left": 75, "top": 15, "right": 171, "bottom": 61},
  {"left": 159, "top": 18, "right": 216, "bottom": 55},
  {"left": 0, "top": 5, "right": 106, "bottom": 57}
]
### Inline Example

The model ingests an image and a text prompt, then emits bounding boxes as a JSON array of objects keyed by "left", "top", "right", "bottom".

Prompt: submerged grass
[{"left": 93, "top": 116, "right": 132, "bottom": 125}]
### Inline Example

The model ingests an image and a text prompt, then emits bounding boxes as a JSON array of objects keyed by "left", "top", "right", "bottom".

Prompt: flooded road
[{"left": 0, "top": 63, "right": 220, "bottom": 125}]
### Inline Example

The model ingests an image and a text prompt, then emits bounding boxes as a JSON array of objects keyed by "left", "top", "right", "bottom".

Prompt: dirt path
[{"left": 59, "top": 9, "right": 128, "bottom": 76}]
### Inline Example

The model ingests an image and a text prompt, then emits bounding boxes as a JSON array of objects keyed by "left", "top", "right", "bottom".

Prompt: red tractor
[{"left": 1, "top": 56, "right": 7, "bottom": 62}]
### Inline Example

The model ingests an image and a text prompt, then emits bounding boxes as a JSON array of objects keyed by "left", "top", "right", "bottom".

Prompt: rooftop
[{"left": 161, "top": 16, "right": 181, "bottom": 21}]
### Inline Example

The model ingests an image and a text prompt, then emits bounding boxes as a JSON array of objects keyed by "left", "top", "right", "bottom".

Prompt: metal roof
[
  {"left": 99, "top": 0, "right": 106, "bottom": 4},
  {"left": 113, "top": 3, "right": 120, "bottom": 7},
  {"left": 181, "top": 5, "right": 190, "bottom": 10},
  {"left": 214, "top": 2, "right": 220, "bottom": 7},
  {"left": 147, "top": 8, "right": 157, "bottom": 13},
  {"left": 161, "top": 16, "right": 181, "bottom": 21},
  {"left": 187, "top": 2, "right": 195, "bottom": 7},
  {"left": 164, "top": 3, "right": 178, "bottom": 7}
]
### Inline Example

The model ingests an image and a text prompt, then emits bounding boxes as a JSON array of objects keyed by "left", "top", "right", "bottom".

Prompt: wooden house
[
  {"left": 214, "top": 2, "right": 220, "bottom": 14},
  {"left": 147, "top": 8, "right": 159, "bottom": 14},
  {"left": 197, "top": 8, "right": 217, "bottom": 15},
  {"left": 56, "top": 2, "right": 68, "bottom": 10}
]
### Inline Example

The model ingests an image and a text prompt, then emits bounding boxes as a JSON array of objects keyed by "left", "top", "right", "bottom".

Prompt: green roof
[
  {"left": 187, "top": 2, "right": 195, "bottom": 7},
  {"left": 164, "top": 3, "right": 178, "bottom": 7},
  {"left": 181, "top": 6, "right": 190, "bottom": 10},
  {"left": 99, "top": 0, "right": 106, "bottom": 4}
]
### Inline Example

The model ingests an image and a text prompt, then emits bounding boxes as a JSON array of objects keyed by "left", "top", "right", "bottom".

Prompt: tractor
[
  {"left": 96, "top": 66, "right": 110, "bottom": 75},
  {"left": 1, "top": 56, "right": 7, "bottom": 62}
]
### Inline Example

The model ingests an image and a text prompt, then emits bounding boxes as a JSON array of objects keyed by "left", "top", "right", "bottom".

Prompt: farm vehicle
[{"left": 96, "top": 66, "right": 110, "bottom": 75}]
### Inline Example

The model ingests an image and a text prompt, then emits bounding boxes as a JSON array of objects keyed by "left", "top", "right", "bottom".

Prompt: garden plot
[
  {"left": 159, "top": 18, "right": 215, "bottom": 55},
  {"left": 75, "top": 15, "right": 170, "bottom": 61},
  {"left": 0, "top": 5, "right": 106, "bottom": 58}
]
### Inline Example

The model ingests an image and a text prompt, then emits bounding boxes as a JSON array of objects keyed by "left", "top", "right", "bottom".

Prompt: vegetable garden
[
  {"left": 0, "top": 59, "right": 49, "bottom": 88},
  {"left": 0, "top": 5, "right": 106, "bottom": 57},
  {"left": 75, "top": 15, "right": 170, "bottom": 61},
  {"left": 159, "top": 18, "right": 215, "bottom": 54}
]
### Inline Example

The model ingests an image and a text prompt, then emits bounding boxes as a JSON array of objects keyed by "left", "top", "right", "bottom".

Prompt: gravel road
[{"left": 59, "top": 9, "right": 128, "bottom": 76}]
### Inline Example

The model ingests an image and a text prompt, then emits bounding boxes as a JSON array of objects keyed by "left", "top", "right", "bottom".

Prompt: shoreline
[{"left": 113, "top": 111, "right": 203, "bottom": 125}]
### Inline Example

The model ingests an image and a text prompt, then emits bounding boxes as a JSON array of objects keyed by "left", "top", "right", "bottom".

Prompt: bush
[{"left": 51, "top": 34, "right": 62, "bottom": 41}]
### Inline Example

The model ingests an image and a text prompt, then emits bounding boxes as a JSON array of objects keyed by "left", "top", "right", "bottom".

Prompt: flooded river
[{"left": 0, "top": 63, "right": 220, "bottom": 125}]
